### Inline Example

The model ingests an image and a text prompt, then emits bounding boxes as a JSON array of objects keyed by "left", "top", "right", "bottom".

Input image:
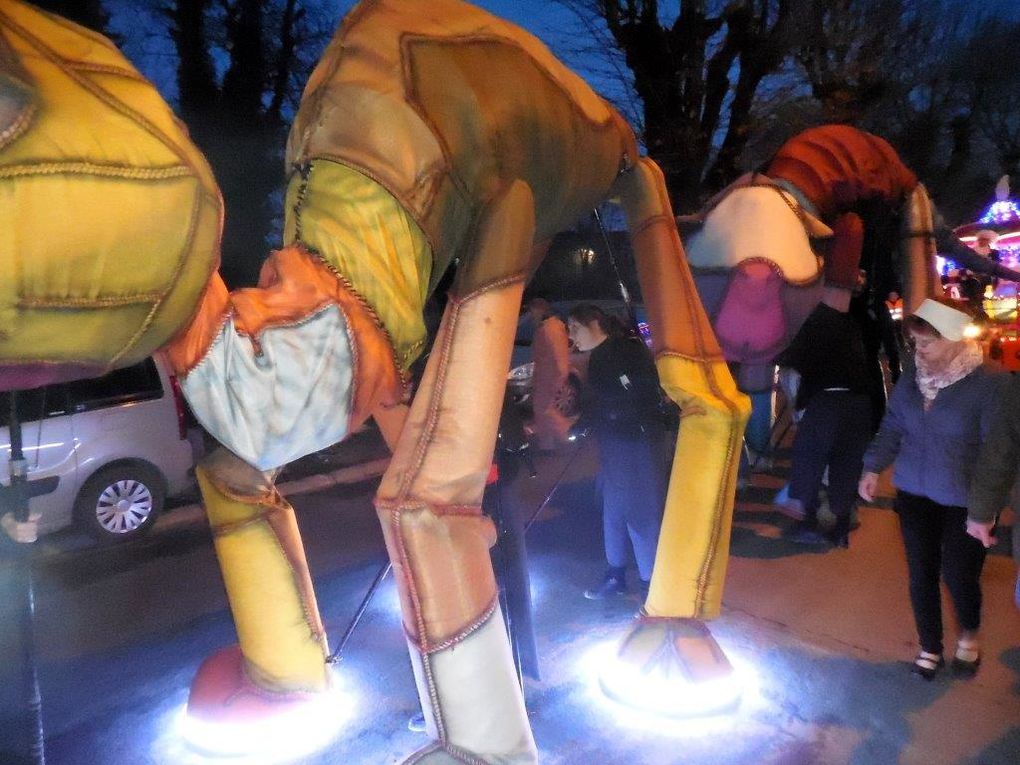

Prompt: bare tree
[
  {"left": 555, "top": 1, "right": 804, "bottom": 210},
  {"left": 30, "top": 0, "right": 111, "bottom": 34},
  {"left": 795, "top": 0, "right": 929, "bottom": 124},
  {"left": 166, "top": 0, "right": 218, "bottom": 124},
  {"left": 157, "top": 0, "right": 344, "bottom": 284},
  {"left": 958, "top": 20, "right": 1020, "bottom": 183},
  {"left": 263, "top": 0, "right": 340, "bottom": 122}
]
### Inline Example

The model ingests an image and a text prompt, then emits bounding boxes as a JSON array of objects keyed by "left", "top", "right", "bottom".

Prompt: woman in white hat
[{"left": 858, "top": 297, "right": 1006, "bottom": 680}]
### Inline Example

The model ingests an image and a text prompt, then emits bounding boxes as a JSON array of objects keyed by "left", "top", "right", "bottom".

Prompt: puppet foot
[
  {"left": 402, "top": 742, "right": 487, "bottom": 764},
  {"left": 600, "top": 617, "right": 741, "bottom": 717},
  {"left": 184, "top": 645, "right": 341, "bottom": 756},
  {"left": 403, "top": 740, "right": 537, "bottom": 764}
]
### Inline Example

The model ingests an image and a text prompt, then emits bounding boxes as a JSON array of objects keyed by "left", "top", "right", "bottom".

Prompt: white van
[{"left": 0, "top": 354, "right": 195, "bottom": 542}]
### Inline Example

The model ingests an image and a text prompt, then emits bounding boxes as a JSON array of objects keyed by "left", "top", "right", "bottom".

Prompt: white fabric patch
[
  {"left": 686, "top": 186, "right": 823, "bottom": 283},
  {"left": 429, "top": 605, "right": 537, "bottom": 761},
  {"left": 182, "top": 305, "right": 354, "bottom": 470}
]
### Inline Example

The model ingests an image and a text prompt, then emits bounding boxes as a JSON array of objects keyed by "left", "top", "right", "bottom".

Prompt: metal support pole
[
  {"left": 592, "top": 208, "right": 642, "bottom": 339},
  {"left": 326, "top": 561, "right": 392, "bottom": 665},
  {"left": 7, "top": 391, "right": 46, "bottom": 765}
]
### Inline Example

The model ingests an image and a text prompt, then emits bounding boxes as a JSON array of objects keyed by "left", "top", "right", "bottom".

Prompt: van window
[
  {"left": 0, "top": 385, "right": 70, "bottom": 425},
  {"left": 63, "top": 359, "right": 163, "bottom": 413}
]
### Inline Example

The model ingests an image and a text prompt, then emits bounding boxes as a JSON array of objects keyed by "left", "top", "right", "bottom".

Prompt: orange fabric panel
[
  {"left": 165, "top": 275, "right": 230, "bottom": 375},
  {"left": 167, "top": 244, "right": 405, "bottom": 437},
  {"left": 377, "top": 501, "right": 498, "bottom": 649},
  {"left": 767, "top": 125, "right": 917, "bottom": 217}
]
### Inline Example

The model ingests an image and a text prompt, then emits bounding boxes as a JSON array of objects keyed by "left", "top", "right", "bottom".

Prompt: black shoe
[
  {"left": 407, "top": 712, "right": 427, "bottom": 733},
  {"left": 951, "top": 640, "right": 981, "bottom": 677},
  {"left": 911, "top": 652, "right": 944, "bottom": 681},
  {"left": 584, "top": 573, "right": 627, "bottom": 600}
]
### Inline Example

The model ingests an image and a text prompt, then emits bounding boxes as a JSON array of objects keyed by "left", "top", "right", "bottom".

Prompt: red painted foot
[
  {"left": 187, "top": 645, "right": 319, "bottom": 723},
  {"left": 184, "top": 645, "right": 344, "bottom": 757},
  {"left": 599, "top": 618, "right": 742, "bottom": 717}
]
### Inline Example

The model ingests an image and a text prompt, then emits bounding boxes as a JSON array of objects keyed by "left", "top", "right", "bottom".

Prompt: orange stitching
[
  {"left": 0, "top": 101, "right": 35, "bottom": 151},
  {"left": 0, "top": 161, "right": 192, "bottom": 180},
  {"left": 18, "top": 294, "right": 161, "bottom": 309},
  {"left": 109, "top": 180, "right": 205, "bottom": 367}
]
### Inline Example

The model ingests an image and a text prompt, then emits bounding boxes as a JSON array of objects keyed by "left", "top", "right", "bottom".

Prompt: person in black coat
[
  {"left": 778, "top": 286, "right": 873, "bottom": 548},
  {"left": 567, "top": 304, "right": 666, "bottom": 599}
]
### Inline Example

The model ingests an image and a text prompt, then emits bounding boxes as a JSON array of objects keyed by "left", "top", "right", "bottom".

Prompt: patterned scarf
[{"left": 915, "top": 340, "right": 984, "bottom": 409}]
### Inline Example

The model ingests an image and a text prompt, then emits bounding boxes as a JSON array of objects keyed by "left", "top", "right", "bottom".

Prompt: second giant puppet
[
  {"left": 684, "top": 124, "right": 1020, "bottom": 391},
  {"left": 0, "top": 1, "right": 749, "bottom": 763}
]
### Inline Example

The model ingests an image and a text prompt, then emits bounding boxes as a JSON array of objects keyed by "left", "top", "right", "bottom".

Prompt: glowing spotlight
[
  {"left": 579, "top": 621, "right": 756, "bottom": 725},
  {"left": 177, "top": 670, "right": 354, "bottom": 762},
  {"left": 600, "top": 647, "right": 742, "bottom": 718},
  {"left": 962, "top": 323, "right": 983, "bottom": 340},
  {"left": 577, "top": 639, "right": 761, "bottom": 737}
]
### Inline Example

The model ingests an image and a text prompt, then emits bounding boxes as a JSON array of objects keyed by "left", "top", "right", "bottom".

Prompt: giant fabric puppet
[
  {"left": 0, "top": 1, "right": 751, "bottom": 762},
  {"left": 684, "top": 125, "right": 1020, "bottom": 390}
]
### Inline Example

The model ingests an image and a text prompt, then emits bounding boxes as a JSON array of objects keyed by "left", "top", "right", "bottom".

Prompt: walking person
[
  {"left": 859, "top": 298, "right": 1005, "bottom": 679},
  {"left": 567, "top": 304, "right": 665, "bottom": 599},
  {"left": 777, "top": 283, "right": 873, "bottom": 548}
]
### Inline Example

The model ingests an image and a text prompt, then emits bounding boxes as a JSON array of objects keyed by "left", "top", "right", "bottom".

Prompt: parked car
[{"left": 0, "top": 354, "right": 196, "bottom": 542}]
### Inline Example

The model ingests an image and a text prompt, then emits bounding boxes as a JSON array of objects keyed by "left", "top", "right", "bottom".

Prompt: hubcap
[{"left": 95, "top": 479, "right": 153, "bottom": 534}]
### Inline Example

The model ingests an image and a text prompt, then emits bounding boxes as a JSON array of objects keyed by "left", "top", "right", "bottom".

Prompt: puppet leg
[
  {"left": 186, "top": 448, "right": 331, "bottom": 729},
  {"left": 901, "top": 183, "right": 940, "bottom": 313},
  {"left": 611, "top": 159, "right": 751, "bottom": 709},
  {"left": 376, "top": 181, "right": 538, "bottom": 764}
]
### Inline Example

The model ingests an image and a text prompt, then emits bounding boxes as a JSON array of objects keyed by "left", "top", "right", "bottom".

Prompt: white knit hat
[{"left": 912, "top": 298, "right": 972, "bottom": 341}]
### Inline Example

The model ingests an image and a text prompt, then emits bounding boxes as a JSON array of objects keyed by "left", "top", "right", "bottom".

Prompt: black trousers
[
  {"left": 895, "top": 491, "right": 988, "bottom": 654},
  {"left": 789, "top": 391, "right": 872, "bottom": 532}
]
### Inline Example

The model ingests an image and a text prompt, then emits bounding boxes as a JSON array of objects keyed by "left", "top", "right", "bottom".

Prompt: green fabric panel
[{"left": 284, "top": 160, "right": 432, "bottom": 371}]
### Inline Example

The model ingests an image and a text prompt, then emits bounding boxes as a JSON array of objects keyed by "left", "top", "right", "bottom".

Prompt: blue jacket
[{"left": 862, "top": 359, "right": 1005, "bottom": 507}]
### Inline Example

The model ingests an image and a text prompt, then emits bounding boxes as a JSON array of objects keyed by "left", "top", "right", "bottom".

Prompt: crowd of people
[{"left": 522, "top": 287, "right": 1018, "bottom": 684}]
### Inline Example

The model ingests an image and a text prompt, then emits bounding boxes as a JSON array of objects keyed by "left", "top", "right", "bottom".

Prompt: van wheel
[{"left": 75, "top": 464, "right": 165, "bottom": 542}]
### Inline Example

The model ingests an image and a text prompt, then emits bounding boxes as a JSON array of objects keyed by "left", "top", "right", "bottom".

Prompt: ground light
[
  {"left": 174, "top": 668, "right": 354, "bottom": 763},
  {"left": 579, "top": 629, "right": 759, "bottom": 729}
]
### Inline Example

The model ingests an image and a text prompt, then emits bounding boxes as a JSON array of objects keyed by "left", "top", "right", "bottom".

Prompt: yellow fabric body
[
  {"left": 284, "top": 160, "right": 431, "bottom": 372},
  {"left": 902, "top": 184, "right": 940, "bottom": 314},
  {"left": 196, "top": 468, "right": 329, "bottom": 693},
  {"left": 286, "top": 0, "right": 633, "bottom": 296},
  {"left": 612, "top": 159, "right": 750, "bottom": 619},
  {"left": 0, "top": 1, "right": 221, "bottom": 372},
  {"left": 645, "top": 354, "right": 750, "bottom": 619}
]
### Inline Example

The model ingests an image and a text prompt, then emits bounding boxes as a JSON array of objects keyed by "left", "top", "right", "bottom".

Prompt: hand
[
  {"left": 965, "top": 519, "right": 997, "bottom": 548},
  {"left": 858, "top": 472, "right": 879, "bottom": 502}
]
